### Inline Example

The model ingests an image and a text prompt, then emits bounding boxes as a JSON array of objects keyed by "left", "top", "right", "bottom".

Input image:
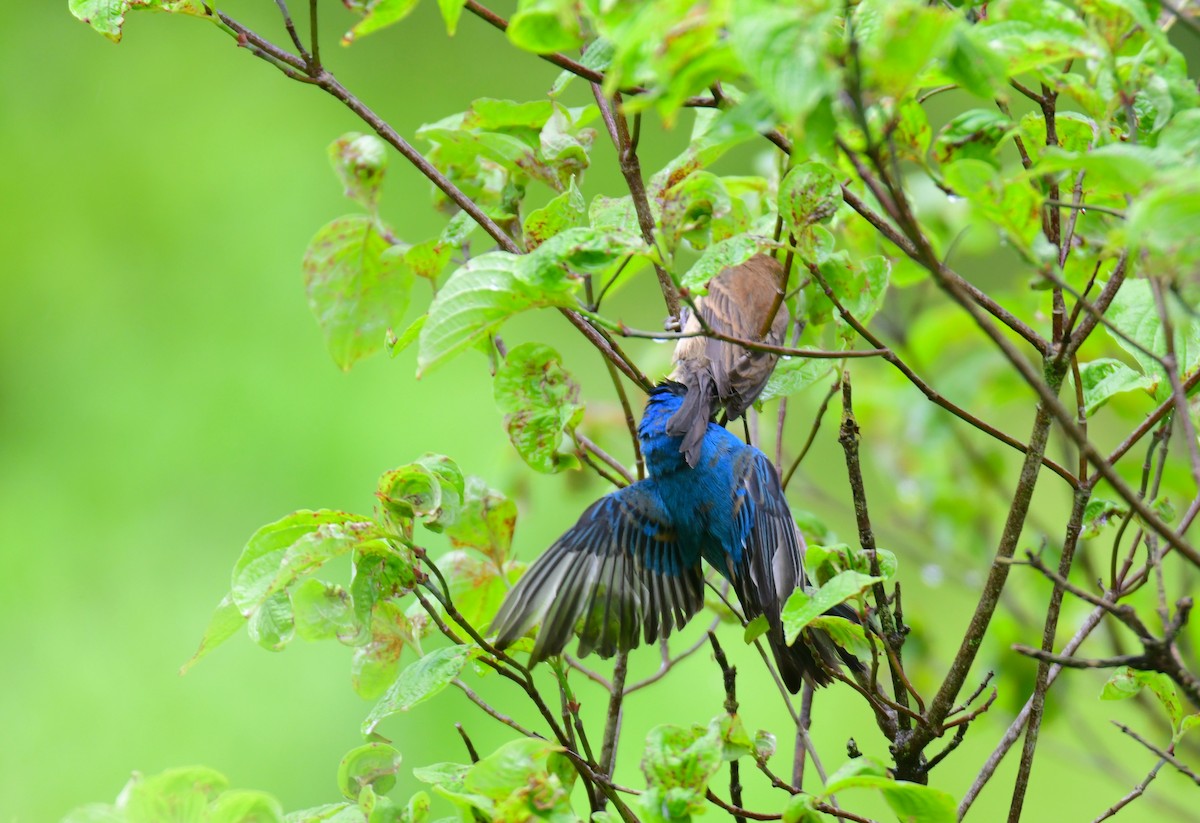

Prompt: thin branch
[
  {"left": 600, "top": 651, "right": 629, "bottom": 779},
  {"left": 1045, "top": 197, "right": 1126, "bottom": 219},
  {"left": 704, "top": 790, "right": 780, "bottom": 821},
  {"left": 838, "top": 376, "right": 915, "bottom": 749},
  {"left": 591, "top": 86, "right": 680, "bottom": 320},
  {"left": 464, "top": 1, "right": 607, "bottom": 84},
  {"left": 961, "top": 608, "right": 1099, "bottom": 816},
  {"left": 272, "top": 0, "right": 309, "bottom": 61},
  {"left": 452, "top": 679, "right": 539, "bottom": 739},
  {"left": 782, "top": 379, "right": 839, "bottom": 491},
  {"left": 602, "top": 357, "right": 645, "bottom": 480},
  {"left": 1113, "top": 723, "right": 1200, "bottom": 785},
  {"left": 625, "top": 628, "right": 715, "bottom": 694},
  {"left": 707, "top": 633, "right": 746, "bottom": 823},
  {"left": 307, "top": 0, "right": 320, "bottom": 70},
  {"left": 1152, "top": 278, "right": 1200, "bottom": 493},
  {"left": 838, "top": 174, "right": 1050, "bottom": 357},
  {"left": 803, "top": 258, "right": 1076, "bottom": 487},
  {"left": 454, "top": 722, "right": 481, "bottom": 763},
  {"left": 1090, "top": 757, "right": 1167, "bottom": 822},
  {"left": 576, "top": 432, "right": 635, "bottom": 485},
  {"left": 1106, "top": 368, "right": 1200, "bottom": 467},
  {"left": 1008, "top": 488, "right": 1091, "bottom": 821}
]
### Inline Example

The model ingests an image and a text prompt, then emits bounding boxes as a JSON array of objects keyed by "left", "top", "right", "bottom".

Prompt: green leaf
[
  {"left": 208, "top": 790, "right": 285, "bottom": 823},
  {"left": 362, "top": 644, "right": 472, "bottom": 734},
  {"left": 507, "top": 0, "right": 584, "bottom": 53},
  {"left": 284, "top": 803, "right": 367, "bottom": 822},
  {"left": 854, "top": 0, "right": 957, "bottom": 99},
  {"left": 351, "top": 601, "right": 416, "bottom": 700},
  {"left": 651, "top": 107, "right": 763, "bottom": 204},
  {"left": 927, "top": 24, "right": 1007, "bottom": 99},
  {"left": 942, "top": 160, "right": 1041, "bottom": 251},
  {"left": 589, "top": 194, "right": 643, "bottom": 235},
  {"left": 443, "top": 477, "right": 517, "bottom": 564},
  {"left": 338, "top": 744, "right": 403, "bottom": 801},
  {"left": 816, "top": 758, "right": 892, "bottom": 796},
  {"left": 464, "top": 739, "right": 568, "bottom": 809},
  {"left": 437, "top": 0, "right": 467, "bottom": 35},
  {"left": 399, "top": 791, "right": 431, "bottom": 823},
  {"left": 494, "top": 343, "right": 584, "bottom": 473},
  {"left": 329, "top": 134, "right": 388, "bottom": 212},
  {"left": 230, "top": 510, "right": 379, "bottom": 615},
  {"left": 463, "top": 99, "right": 556, "bottom": 131},
  {"left": 551, "top": 38, "right": 614, "bottom": 97},
  {"left": 1178, "top": 714, "right": 1200, "bottom": 741},
  {"left": 1102, "top": 667, "right": 1183, "bottom": 728},
  {"left": 524, "top": 178, "right": 586, "bottom": 250},
  {"left": 782, "top": 571, "right": 882, "bottom": 644},
  {"left": 809, "top": 252, "right": 890, "bottom": 329},
  {"left": 1105, "top": 279, "right": 1200, "bottom": 391},
  {"left": 350, "top": 543, "right": 418, "bottom": 637},
  {"left": 640, "top": 719, "right": 726, "bottom": 823},
  {"left": 1127, "top": 178, "right": 1200, "bottom": 265},
  {"left": 434, "top": 550, "right": 519, "bottom": 630},
  {"left": 660, "top": 171, "right": 734, "bottom": 252},
  {"left": 878, "top": 782, "right": 957, "bottom": 823},
  {"left": 1100, "top": 666, "right": 1144, "bottom": 700},
  {"left": 1081, "top": 497, "right": 1128, "bottom": 539},
  {"left": 342, "top": 0, "right": 421, "bottom": 45},
  {"left": 69, "top": 0, "right": 210, "bottom": 42},
  {"left": 387, "top": 315, "right": 427, "bottom": 358},
  {"left": 292, "top": 579, "right": 357, "bottom": 643},
  {"left": 377, "top": 460, "right": 456, "bottom": 530},
  {"left": 933, "top": 110, "right": 1012, "bottom": 168},
  {"left": 973, "top": 0, "right": 1104, "bottom": 76},
  {"left": 753, "top": 731, "right": 776, "bottom": 762},
  {"left": 781, "top": 793, "right": 823, "bottom": 823},
  {"left": 1078, "top": 358, "right": 1153, "bottom": 414},
  {"left": 303, "top": 216, "right": 413, "bottom": 371},
  {"left": 417, "top": 252, "right": 580, "bottom": 375},
  {"left": 729, "top": 0, "right": 840, "bottom": 127},
  {"left": 779, "top": 162, "right": 841, "bottom": 237},
  {"left": 181, "top": 594, "right": 247, "bottom": 674},
  {"left": 403, "top": 241, "right": 452, "bottom": 282},
  {"left": 119, "top": 766, "right": 230, "bottom": 823},
  {"left": 759, "top": 358, "right": 835, "bottom": 404},
  {"left": 412, "top": 763, "right": 472, "bottom": 789},
  {"left": 599, "top": 3, "right": 738, "bottom": 123},
  {"left": 520, "top": 227, "right": 650, "bottom": 290},
  {"left": 743, "top": 614, "right": 770, "bottom": 644},
  {"left": 1034, "top": 145, "right": 1161, "bottom": 194},
  {"left": 248, "top": 591, "right": 296, "bottom": 652},
  {"left": 808, "top": 615, "right": 871, "bottom": 658}
]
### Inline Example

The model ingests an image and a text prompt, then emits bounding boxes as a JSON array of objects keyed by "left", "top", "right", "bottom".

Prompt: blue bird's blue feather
[{"left": 492, "top": 381, "right": 850, "bottom": 690}]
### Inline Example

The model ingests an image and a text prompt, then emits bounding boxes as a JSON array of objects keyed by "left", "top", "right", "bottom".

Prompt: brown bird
[{"left": 667, "top": 254, "right": 789, "bottom": 466}]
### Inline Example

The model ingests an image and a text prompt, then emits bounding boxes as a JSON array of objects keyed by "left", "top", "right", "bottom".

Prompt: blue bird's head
[
  {"left": 640, "top": 381, "right": 686, "bottom": 436},
  {"left": 639, "top": 382, "right": 690, "bottom": 474}
]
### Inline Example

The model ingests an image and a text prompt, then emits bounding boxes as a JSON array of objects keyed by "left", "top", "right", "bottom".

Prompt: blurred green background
[{"left": 3, "top": 2, "right": 1195, "bottom": 821}]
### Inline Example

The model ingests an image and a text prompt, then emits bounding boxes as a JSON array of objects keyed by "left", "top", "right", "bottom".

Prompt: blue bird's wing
[
  {"left": 730, "top": 448, "right": 844, "bottom": 690},
  {"left": 491, "top": 483, "right": 705, "bottom": 665}
]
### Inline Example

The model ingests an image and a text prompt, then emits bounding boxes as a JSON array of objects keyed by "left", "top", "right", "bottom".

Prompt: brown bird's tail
[{"left": 665, "top": 357, "right": 718, "bottom": 467}]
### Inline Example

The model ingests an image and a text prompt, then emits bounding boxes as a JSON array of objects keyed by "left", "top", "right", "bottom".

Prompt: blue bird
[{"left": 492, "top": 381, "right": 850, "bottom": 691}]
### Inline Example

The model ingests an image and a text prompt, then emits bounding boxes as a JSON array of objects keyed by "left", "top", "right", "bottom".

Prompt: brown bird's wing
[
  {"left": 700, "top": 254, "right": 789, "bottom": 420},
  {"left": 667, "top": 254, "right": 788, "bottom": 466}
]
